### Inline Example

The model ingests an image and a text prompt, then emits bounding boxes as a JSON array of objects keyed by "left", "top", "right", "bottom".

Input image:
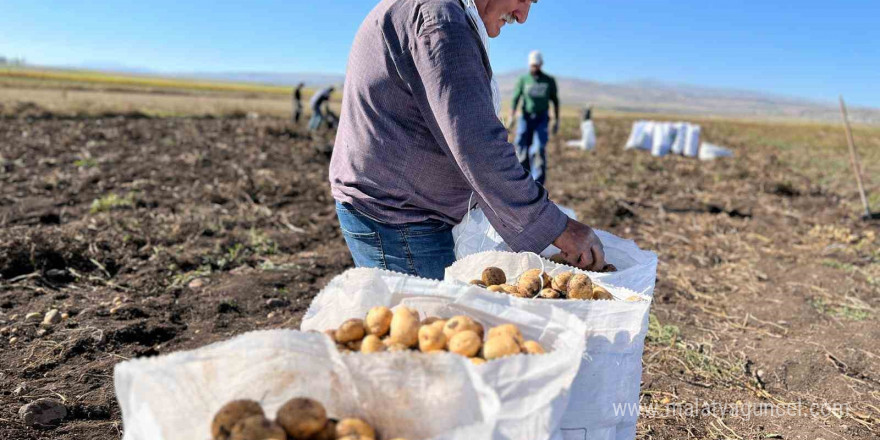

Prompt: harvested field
[{"left": 0, "top": 102, "right": 878, "bottom": 439}]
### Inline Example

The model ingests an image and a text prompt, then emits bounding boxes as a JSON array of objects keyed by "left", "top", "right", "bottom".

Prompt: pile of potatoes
[
  {"left": 324, "top": 306, "right": 546, "bottom": 364},
  {"left": 469, "top": 267, "right": 615, "bottom": 301},
  {"left": 212, "top": 396, "right": 399, "bottom": 440}
]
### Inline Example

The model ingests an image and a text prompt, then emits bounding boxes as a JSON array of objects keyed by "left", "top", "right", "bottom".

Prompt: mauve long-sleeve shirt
[{"left": 329, "top": 0, "right": 567, "bottom": 253}]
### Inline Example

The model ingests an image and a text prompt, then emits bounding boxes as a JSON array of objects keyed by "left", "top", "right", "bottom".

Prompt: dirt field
[{"left": 0, "top": 99, "right": 878, "bottom": 439}]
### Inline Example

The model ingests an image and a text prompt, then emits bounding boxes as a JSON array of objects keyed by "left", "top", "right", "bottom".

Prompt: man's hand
[
  {"left": 551, "top": 119, "right": 560, "bottom": 135},
  {"left": 552, "top": 218, "right": 606, "bottom": 271}
]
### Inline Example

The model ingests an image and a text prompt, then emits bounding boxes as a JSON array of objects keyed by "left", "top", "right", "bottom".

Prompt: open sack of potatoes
[
  {"left": 452, "top": 207, "right": 658, "bottom": 297},
  {"left": 301, "top": 268, "right": 588, "bottom": 440},
  {"left": 113, "top": 330, "right": 500, "bottom": 440},
  {"left": 445, "top": 253, "right": 654, "bottom": 440}
]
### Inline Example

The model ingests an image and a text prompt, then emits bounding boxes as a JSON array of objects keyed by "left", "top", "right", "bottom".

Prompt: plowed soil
[{"left": 1, "top": 108, "right": 877, "bottom": 439}]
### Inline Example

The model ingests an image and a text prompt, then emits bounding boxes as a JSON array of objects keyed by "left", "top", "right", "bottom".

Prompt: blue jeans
[
  {"left": 308, "top": 108, "right": 324, "bottom": 131},
  {"left": 335, "top": 202, "right": 456, "bottom": 280},
  {"left": 514, "top": 111, "right": 549, "bottom": 186}
]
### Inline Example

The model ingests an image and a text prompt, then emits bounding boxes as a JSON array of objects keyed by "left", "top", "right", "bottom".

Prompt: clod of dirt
[
  {"left": 188, "top": 278, "right": 206, "bottom": 289},
  {"left": 265, "top": 298, "right": 289, "bottom": 309},
  {"left": 19, "top": 398, "right": 68, "bottom": 427}
]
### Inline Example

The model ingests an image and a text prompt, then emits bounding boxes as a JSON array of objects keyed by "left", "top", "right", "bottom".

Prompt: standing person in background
[
  {"left": 510, "top": 50, "right": 559, "bottom": 186},
  {"left": 309, "top": 86, "right": 335, "bottom": 132},
  {"left": 292, "top": 82, "right": 305, "bottom": 124}
]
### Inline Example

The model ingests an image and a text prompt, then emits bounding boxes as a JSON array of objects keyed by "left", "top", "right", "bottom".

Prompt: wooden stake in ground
[{"left": 838, "top": 96, "right": 872, "bottom": 219}]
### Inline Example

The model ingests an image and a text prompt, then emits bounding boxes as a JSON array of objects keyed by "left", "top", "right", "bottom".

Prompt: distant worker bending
[
  {"left": 292, "top": 82, "right": 305, "bottom": 124},
  {"left": 309, "top": 86, "right": 335, "bottom": 132},
  {"left": 509, "top": 50, "right": 559, "bottom": 186}
]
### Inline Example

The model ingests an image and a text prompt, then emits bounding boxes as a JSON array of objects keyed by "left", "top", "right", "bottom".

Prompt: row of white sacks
[
  {"left": 625, "top": 120, "right": 700, "bottom": 157},
  {"left": 114, "top": 206, "right": 657, "bottom": 440}
]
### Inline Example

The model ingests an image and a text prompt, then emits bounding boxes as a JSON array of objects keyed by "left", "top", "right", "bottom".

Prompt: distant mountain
[
  {"left": 496, "top": 71, "right": 880, "bottom": 125},
  {"left": 181, "top": 72, "right": 345, "bottom": 88}
]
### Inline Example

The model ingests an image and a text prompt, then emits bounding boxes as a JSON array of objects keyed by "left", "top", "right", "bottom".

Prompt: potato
[
  {"left": 517, "top": 269, "right": 544, "bottom": 295},
  {"left": 313, "top": 420, "right": 337, "bottom": 440},
  {"left": 500, "top": 284, "right": 520, "bottom": 295},
  {"left": 567, "top": 274, "right": 594, "bottom": 300},
  {"left": 625, "top": 295, "right": 642, "bottom": 302},
  {"left": 346, "top": 339, "right": 363, "bottom": 351},
  {"left": 538, "top": 288, "right": 564, "bottom": 299},
  {"left": 551, "top": 272, "right": 573, "bottom": 292},
  {"left": 448, "top": 330, "right": 481, "bottom": 357},
  {"left": 443, "top": 315, "right": 482, "bottom": 340},
  {"left": 470, "top": 357, "right": 487, "bottom": 366},
  {"left": 549, "top": 253, "right": 568, "bottom": 264},
  {"left": 481, "top": 267, "right": 506, "bottom": 286},
  {"left": 336, "top": 418, "right": 376, "bottom": 439},
  {"left": 386, "top": 342, "right": 411, "bottom": 352},
  {"left": 229, "top": 416, "right": 286, "bottom": 440},
  {"left": 360, "top": 335, "right": 386, "bottom": 353},
  {"left": 521, "top": 340, "right": 546, "bottom": 355},
  {"left": 212, "top": 399, "right": 264, "bottom": 440},
  {"left": 487, "top": 285, "right": 505, "bottom": 293},
  {"left": 483, "top": 334, "right": 521, "bottom": 360},
  {"left": 389, "top": 307, "right": 420, "bottom": 347},
  {"left": 592, "top": 285, "right": 613, "bottom": 300},
  {"left": 602, "top": 263, "right": 618, "bottom": 273},
  {"left": 418, "top": 324, "right": 447, "bottom": 352},
  {"left": 323, "top": 329, "right": 337, "bottom": 343},
  {"left": 469, "top": 279, "right": 486, "bottom": 287},
  {"left": 277, "top": 398, "right": 327, "bottom": 440},
  {"left": 336, "top": 343, "right": 351, "bottom": 353},
  {"left": 336, "top": 319, "right": 366, "bottom": 343},
  {"left": 487, "top": 323, "right": 524, "bottom": 346},
  {"left": 365, "top": 306, "right": 393, "bottom": 337}
]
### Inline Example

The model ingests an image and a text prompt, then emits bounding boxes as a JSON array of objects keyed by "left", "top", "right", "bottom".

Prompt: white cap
[{"left": 528, "top": 50, "right": 543, "bottom": 66}]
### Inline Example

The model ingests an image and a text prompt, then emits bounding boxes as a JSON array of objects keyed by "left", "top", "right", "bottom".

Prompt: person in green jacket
[{"left": 509, "top": 50, "right": 559, "bottom": 186}]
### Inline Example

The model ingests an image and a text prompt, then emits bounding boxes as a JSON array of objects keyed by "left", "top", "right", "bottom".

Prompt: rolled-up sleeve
[{"left": 406, "top": 19, "right": 568, "bottom": 252}]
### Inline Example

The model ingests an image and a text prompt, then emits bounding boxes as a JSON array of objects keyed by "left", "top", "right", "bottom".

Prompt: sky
[{"left": 1, "top": 0, "right": 878, "bottom": 107}]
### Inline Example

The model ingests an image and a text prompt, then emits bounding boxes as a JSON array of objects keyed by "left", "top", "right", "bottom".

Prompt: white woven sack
[
  {"left": 624, "top": 121, "right": 651, "bottom": 150},
  {"left": 452, "top": 205, "right": 578, "bottom": 261},
  {"left": 455, "top": 222, "right": 656, "bottom": 297},
  {"left": 650, "top": 122, "right": 674, "bottom": 157},
  {"left": 670, "top": 122, "right": 687, "bottom": 155},
  {"left": 301, "top": 268, "right": 588, "bottom": 440},
  {"left": 114, "top": 330, "right": 500, "bottom": 440},
  {"left": 444, "top": 253, "right": 653, "bottom": 440},
  {"left": 682, "top": 124, "right": 701, "bottom": 157}
]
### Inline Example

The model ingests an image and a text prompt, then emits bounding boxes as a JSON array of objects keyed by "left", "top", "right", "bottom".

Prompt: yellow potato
[
  {"left": 470, "top": 357, "right": 487, "bottom": 366},
  {"left": 487, "top": 285, "right": 505, "bottom": 293},
  {"left": 389, "top": 307, "right": 420, "bottom": 347},
  {"left": 521, "top": 340, "right": 546, "bottom": 355},
  {"left": 212, "top": 399, "right": 264, "bottom": 440},
  {"left": 346, "top": 339, "right": 363, "bottom": 351},
  {"left": 448, "top": 330, "right": 482, "bottom": 357},
  {"left": 592, "top": 285, "right": 613, "bottom": 300},
  {"left": 365, "top": 306, "right": 393, "bottom": 337},
  {"left": 487, "top": 323, "right": 524, "bottom": 346},
  {"left": 336, "top": 418, "right": 376, "bottom": 439},
  {"left": 443, "top": 315, "right": 482, "bottom": 340},
  {"left": 481, "top": 267, "right": 506, "bottom": 286},
  {"left": 517, "top": 269, "right": 544, "bottom": 295},
  {"left": 625, "top": 295, "right": 643, "bottom": 302},
  {"left": 483, "top": 334, "right": 522, "bottom": 360},
  {"left": 276, "top": 398, "right": 327, "bottom": 440},
  {"left": 538, "top": 288, "right": 564, "bottom": 299},
  {"left": 336, "top": 319, "right": 366, "bottom": 343},
  {"left": 551, "top": 272, "right": 574, "bottom": 292},
  {"left": 418, "top": 324, "right": 447, "bottom": 352},
  {"left": 229, "top": 416, "right": 286, "bottom": 440},
  {"left": 360, "top": 335, "right": 386, "bottom": 353},
  {"left": 469, "top": 279, "right": 486, "bottom": 287},
  {"left": 567, "top": 274, "right": 594, "bottom": 300}
]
